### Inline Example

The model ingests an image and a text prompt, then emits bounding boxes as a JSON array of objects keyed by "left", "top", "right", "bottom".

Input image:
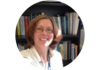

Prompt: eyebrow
[{"left": 37, "top": 26, "right": 53, "bottom": 29}]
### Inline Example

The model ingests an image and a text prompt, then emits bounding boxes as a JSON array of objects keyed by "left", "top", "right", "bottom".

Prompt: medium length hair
[{"left": 26, "top": 14, "right": 63, "bottom": 50}]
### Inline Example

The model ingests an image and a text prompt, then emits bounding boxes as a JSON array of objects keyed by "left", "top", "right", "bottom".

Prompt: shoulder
[
  {"left": 20, "top": 48, "right": 32, "bottom": 58},
  {"left": 49, "top": 48, "right": 62, "bottom": 58},
  {"left": 20, "top": 48, "right": 38, "bottom": 65},
  {"left": 52, "top": 50, "right": 62, "bottom": 56},
  {"left": 50, "top": 49, "right": 63, "bottom": 68}
]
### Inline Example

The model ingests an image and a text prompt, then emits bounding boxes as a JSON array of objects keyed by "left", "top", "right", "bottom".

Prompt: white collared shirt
[{"left": 20, "top": 46, "right": 63, "bottom": 70}]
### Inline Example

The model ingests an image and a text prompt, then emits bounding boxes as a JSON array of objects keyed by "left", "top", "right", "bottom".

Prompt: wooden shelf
[
  {"left": 63, "top": 34, "right": 79, "bottom": 38},
  {"left": 14, "top": 34, "right": 78, "bottom": 43}
]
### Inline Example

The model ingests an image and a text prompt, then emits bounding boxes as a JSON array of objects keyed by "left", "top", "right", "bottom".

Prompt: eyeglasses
[{"left": 35, "top": 27, "right": 54, "bottom": 34}]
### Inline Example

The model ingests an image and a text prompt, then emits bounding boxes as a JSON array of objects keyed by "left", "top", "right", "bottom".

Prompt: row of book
[
  {"left": 16, "top": 12, "right": 79, "bottom": 36},
  {"left": 56, "top": 41, "right": 78, "bottom": 61},
  {"left": 17, "top": 40, "right": 78, "bottom": 61}
]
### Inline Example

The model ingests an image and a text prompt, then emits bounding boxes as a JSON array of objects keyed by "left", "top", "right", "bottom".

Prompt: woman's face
[{"left": 33, "top": 19, "right": 54, "bottom": 48}]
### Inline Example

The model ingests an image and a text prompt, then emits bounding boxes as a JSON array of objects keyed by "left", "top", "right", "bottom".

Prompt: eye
[
  {"left": 47, "top": 29, "right": 51, "bottom": 31},
  {"left": 37, "top": 28, "right": 42, "bottom": 30},
  {"left": 47, "top": 29, "right": 53, "bottom": 32}
]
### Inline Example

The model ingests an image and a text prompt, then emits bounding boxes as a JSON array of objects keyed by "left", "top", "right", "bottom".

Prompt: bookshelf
[{"left": 16, "top": 1, "right": 83, "bottom": 67}]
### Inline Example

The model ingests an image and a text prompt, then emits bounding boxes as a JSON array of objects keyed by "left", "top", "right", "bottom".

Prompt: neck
[{"left": 34, "top": 45, "right": 49, "bottom": 64}]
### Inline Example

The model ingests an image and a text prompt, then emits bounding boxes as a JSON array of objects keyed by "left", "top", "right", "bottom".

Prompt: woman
[{"left": 20, "top": 14, "right": 63, "bottom": 70}]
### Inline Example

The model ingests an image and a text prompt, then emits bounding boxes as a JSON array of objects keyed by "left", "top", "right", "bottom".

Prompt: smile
[{"left": 39, "top": 38, "right": 48, "bottom": 41}]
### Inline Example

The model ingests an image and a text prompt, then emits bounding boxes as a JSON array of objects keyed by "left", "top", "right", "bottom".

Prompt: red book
[{"left": 24, "top": 16, "right": 28, "bottom": 35}]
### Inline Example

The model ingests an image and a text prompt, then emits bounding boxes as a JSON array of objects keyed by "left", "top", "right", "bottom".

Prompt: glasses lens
[{"left": 35, "top": 28, "right": 53, "bottom": 34}]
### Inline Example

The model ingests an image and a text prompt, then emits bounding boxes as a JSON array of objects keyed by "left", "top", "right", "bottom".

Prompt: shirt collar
[{"left": 30, "top": 46, "right": 54, "bottom": 62}]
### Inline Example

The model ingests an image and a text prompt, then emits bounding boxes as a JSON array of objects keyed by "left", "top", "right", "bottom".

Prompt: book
[
  {"left": 58, "top": 41, "right": 78, "bottom": 60},
  {"left": 80, "top": 28, "right": 84, "bottom": 50},
  {"left": 63, "top": 41, "right": 66, "bottom": 60},
  {"left": 65, "top": 12, "right": 70, "bottom": 35},
  {"left": 57, "top": 16, "right": 62, "bottom": 34},
  {"left": 65, "top": 16, "right": 68, "bottom": 34},
  {"left": 69, "top": 12, "right": 73, "bottom": 35},
  {"left": 72, "top": 44, "right": 78, "bottom": 58},
  {"left": 56, "top": 45, "right": 59, "bottom": 51},
  {"left": 31, "top": 16, "right": 35, "bottom": 20},
  {"left": 67, "top": 41, "right": 72, "bottom": 60},
  {"left": 59, "top": 41, "right": 64, "bottom": 59},
  {"left": 64, "top": 41, "right": 68, "bottom": 60},
  {"left": 16, "top": 12, "right": 79, "bottom": 35},
  {"left": 27, "top": 16, "right": 31, "bottom": 24},
  {"left": 72, "top": 12, "right": 79, "bottom": 35},
  {"left": 24, "top": 16, "right": 28, "bottom": 35},
  {"left": 71, "top": 45, "right": 75, "bottom": 60},
  {"left": 54, "top": 16, "right": 59, "bottom": 27},
  {"left": 65, "top": 12, "right": 80, "bottom": 35},
  {"left": 60, "top": 16, "right": 64, "bottom": 34},
  {"left": 19, "top": 16, "right": 25, "bottom": 36},
  {"left": 63, "top": 16, "right": 67, "bottom": 34}
]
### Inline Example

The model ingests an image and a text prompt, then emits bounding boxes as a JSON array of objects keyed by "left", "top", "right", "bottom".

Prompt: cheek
[
  {"left": 34, "top": 33, "right": 38, "bottom": 37},
  {"left": 49, "top": 34, "right": 54, "bottom": 40},
  {"left": 33, "top": 33, "right": 39, "bottom": 41}
]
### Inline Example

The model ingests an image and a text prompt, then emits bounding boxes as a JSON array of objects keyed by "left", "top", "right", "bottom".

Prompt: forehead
[{"left": 36, "top": 19, "right": 53, "bottom": 28}]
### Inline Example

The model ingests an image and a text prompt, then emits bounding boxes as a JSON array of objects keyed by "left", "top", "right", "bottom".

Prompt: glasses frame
[{"left": 35, "top": 27, "right": 54, "bottom": 34}]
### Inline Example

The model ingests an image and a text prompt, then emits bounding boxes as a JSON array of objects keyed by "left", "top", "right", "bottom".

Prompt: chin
[{"left": 41, "top": 43, "right": 50, "bottom": 48}]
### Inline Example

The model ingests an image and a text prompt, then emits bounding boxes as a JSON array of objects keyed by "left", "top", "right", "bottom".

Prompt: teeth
[{"left": 40, "top": 39, "right": 47, "bottom": 41}]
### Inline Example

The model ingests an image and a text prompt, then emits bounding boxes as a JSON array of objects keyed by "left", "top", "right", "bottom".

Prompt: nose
[{"left": 41, "top": 29, "right": 47, "bottom": 35}]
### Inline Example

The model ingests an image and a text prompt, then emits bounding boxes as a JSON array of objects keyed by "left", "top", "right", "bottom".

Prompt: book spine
[
  {"left": 27, "top": 16, "right": 31, "bottom": 24},
  {"left": 74, "top": 47, "right": 75, "bottom": 59},
  {"left": 61, "top": 16, "right": 64, "bottom": 34},
  {"left": 67, "top": 41, "right": 69, "bottom": 59},
  {"left": 24, "top": 16, "right": 28, "bottom": 35},
  {"left": 72, "top": 12, "right": 74, "bottom": 35},
  {"left": 57, "top": 16, "right": 62, "bottom": 34},
  {"left": 56, "top": 45, "right": 59, "bottom": 52},
  {"left": 65, "top": 41, "right": 68, "bottom": 60},
  {"left": 55, "top": 16, "right": 59, "bottom": 27},
  {"left": 73, "top": 44, "right": 78, "bottom": 58},
  {"left": 19, "top": 16, "right": 25, "bottom": 36},
  {"left": 63, "top": 41, "right": 66, "bottom": 60},
  {"left": 31, "top": 16, "right": 35, "bottom": 20},
  {"left": 66, "top": 16, "right": 68, "bottom": 34},
  {"left": 63, "top": 16, "right": 66, "bottom": 34},
  {"left": 71, "top": 45, "right": 75, "bottom": 61},
  {"left": 65, "top": 13, "right": 70, "bottom": 35},
  {"left": 30, "top": 14, "right": 35, "bottom": 20},
  {"left": 67, "top": 41, "right": 72, "bottom": 60},
  {"left": 75, "top": 13, "right": 79, "bottom": 35},
  {"left": 69, "top": 13, "right": 73, "bottom": 35},
  {"left": 69, "top": 41, "right": 72, "bottom": 59},
  {"left": 71, "top": 46, "right": 74, "bottom": 62},
  {"left": 59, "top": 42, "right": 64, "bottom": 59},
  {"left": 34, "top": 14, "right": 37, "bottom": 17}
]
